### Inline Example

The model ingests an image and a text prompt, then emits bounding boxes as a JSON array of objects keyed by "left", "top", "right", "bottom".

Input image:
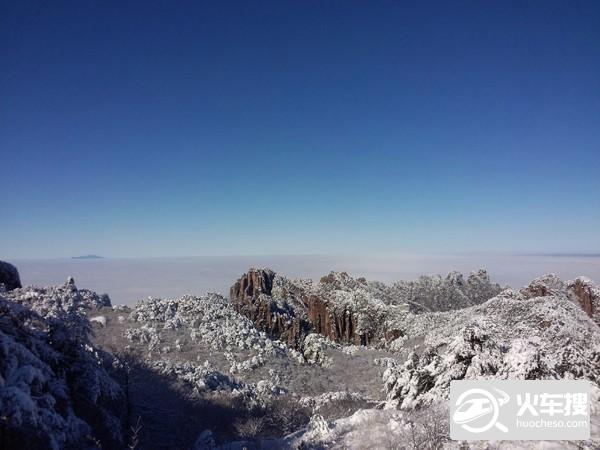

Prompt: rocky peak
[
  {"left": 567, "top": 277, "right": 600, "bottom": 325},
  {"left": 0, "top": 260, "right": 22, "bottom": 291},
  {"left": 520, "top": 274, "right": 565, "bottom": 298},
  {"left": 230, "top": 268, "right": 275, "bottom": 300},
  {"left": 230, "top": 269, "right": 395, "bottom": 347},
  {"left": 230, "top": 268, "right": 309, "bottom": 348},
  {"left": 520, "top": 274, "right": 600, "bottom": 326},
  {"left": 230, "top": 269, "right": 373, "bottom": 347},
  {"left": 230, "top": 268, "right": 598, "bottom": 352}
]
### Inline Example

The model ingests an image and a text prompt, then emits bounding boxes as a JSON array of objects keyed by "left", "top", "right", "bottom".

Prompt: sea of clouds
[{"left": 10, "top": 254, "right": 600, "bottom": 306}]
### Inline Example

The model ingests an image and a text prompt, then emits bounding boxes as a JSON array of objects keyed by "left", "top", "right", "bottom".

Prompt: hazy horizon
[
  {"left": 10, "top": 250, "right": 600, "bottom": 260},
  {"left": 9, "top": 253, "right": 600, "bottom": 306}
]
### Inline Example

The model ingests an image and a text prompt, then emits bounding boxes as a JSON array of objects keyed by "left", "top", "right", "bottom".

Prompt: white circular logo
[{"left": 453, "top": 388, "right": 509, "bottom": 433}]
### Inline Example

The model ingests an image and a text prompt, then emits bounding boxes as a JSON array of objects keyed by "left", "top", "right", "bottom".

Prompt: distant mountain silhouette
[{"left": 71, "top": 254, "right": 104, "bottom": 259}]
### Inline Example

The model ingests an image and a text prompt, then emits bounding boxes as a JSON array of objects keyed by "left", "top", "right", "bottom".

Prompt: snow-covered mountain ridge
[
  {"left": 229, "top": 268, "right": 505, "bottom": 348},
  {"left": 1, "top": 260, "right": 599, "bottom": 449}
]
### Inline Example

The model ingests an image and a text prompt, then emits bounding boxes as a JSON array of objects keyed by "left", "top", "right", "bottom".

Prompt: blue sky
[{"left": 1, "top": 0, "right": 599, "bottom": 258}]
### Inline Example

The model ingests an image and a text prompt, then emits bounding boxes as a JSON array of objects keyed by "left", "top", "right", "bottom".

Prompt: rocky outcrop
[
  {"left": 230, "top": 268, "right": 311, "bottom": 348},
  {"left": 306, "top": 294, "right": 366, "bottom": 345},
  {"left": 568, "top": 277, "right": 600, "bottom": 325},
  {"left": 230, "top": 268, "right": 276, "bottom": 299},
  {"left": 231, "top": 269, "right": 600, "bottom": 352},
  {"left": 521, "top": 274, "right": 600, "bottom": 326},
  {"left": 0, "top": 260, "right": 21, "bottom": 290},
  {"left": 230, "top": 269, "right": 377, "bottom": 347},
  {"left": 520, "top": 274, "right": 564, "bottom": 298}
]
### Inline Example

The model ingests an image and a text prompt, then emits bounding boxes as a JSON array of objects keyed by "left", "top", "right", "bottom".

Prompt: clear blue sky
[{"left": 1, "top": 0, "right": 599, "bottom": 258}]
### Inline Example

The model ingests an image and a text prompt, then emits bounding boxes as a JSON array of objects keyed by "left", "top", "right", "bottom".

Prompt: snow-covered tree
[{"left": 0, "top": 282, "right": 125, "bottom": 449}]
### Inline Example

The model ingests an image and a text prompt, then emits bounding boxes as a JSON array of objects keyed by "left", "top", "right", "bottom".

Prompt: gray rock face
[{"left": 0, "top": 260, "right": 21, "bottom": 290}]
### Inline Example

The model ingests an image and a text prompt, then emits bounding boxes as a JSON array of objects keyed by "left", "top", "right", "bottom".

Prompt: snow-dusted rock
[
  {"left": 568, "top": 276, "right": 600, "bottom": 325},
  {"left": 230, "top": 268, "right": 504, "bottom": 350},
  {"left": 90, "top": 315, "right": 107, "bottom": 327},
  {"left": 522, "top": 274, "right": 600, "bottom": 325}
]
